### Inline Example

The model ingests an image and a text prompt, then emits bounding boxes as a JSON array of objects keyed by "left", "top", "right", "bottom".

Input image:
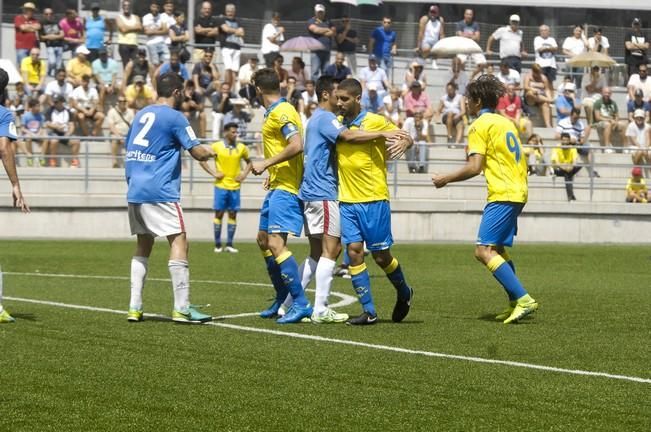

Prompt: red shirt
[
  {"left": 497, "top": 94, "right": 522, "bottom": 119},
  {"left": 14, "top": 15, "right": 39, "bottom": 49},
  {"left": 404, "top": 91, "right": 431, "bottom": 116}
]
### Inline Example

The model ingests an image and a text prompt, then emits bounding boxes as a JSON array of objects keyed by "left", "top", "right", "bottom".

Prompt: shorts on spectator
[
  {"left": 442, "top": 112, "right": 462, "bottom": 125},
  {"left": 128, "top": 202, "right": 186, "bottom": 237},
  {"left": 457, "top": 53, "right": 487, "bottom": 65},
  {"left": 222, "top": 47, "right": 241, "bottom": 72},
  {"left": 303, "top": 200, "right": 341, "bottom": 238},
  {"left": 146, "top": 42, "right": 170, "bottom": 65},
  {"left": 421, "top": 37, "right": 439, "bottom": 51}
]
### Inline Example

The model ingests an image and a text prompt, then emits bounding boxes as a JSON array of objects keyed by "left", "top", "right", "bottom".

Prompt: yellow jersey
[
  {"left": 210, "top": 141, "right": 250, "bottom": 190},
  {"left": 337, "top": 111, "right": 398, "bottom": 203},
  {"left": 20, "top": 57, "right": 46, "bottom": 85},
  {"left": 467, "top": 112, "right": 528, "bottom": 203},
  {"left": 626, "top": 177, "right": 647, "bottom": 193},
  {"left": 551, "top": 146, "right": 578, "bottom": 166},
  {"left": 262, "top": 99, "right": 303, "bottom": 194}
]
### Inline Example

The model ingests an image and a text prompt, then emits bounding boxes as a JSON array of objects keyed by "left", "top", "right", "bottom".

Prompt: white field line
[{"left": 4, "top": 295, "right": 651, "bottom": 386}]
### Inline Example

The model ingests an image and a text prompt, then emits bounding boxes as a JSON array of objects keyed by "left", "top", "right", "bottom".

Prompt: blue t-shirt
[
  {"left": 21, "top": 111, "right": 45, "bottom": 133},
  {"left": 92, "top": 58, "right": 119, "bottom": 84},
  {"left": 159, "top": 62, "right": 190, "bottom": 81},
  {"left": 627, "top": 100, "right": 651, "bottom": 114},
  {"left": 125, "top": 105, "right": 199, "bottom": 203},
  {"left": 361, "top": 93, "right": 382, "bottom": 114},
  {"left": 299, "top": 108, "right": 344, "bottom": 201},
  {"left": 0, "top": 107, "right": 18, "bottom": 141},
  {"left": 85, "top": 16, "right": 105, "bottom": 49},
  {"left": 371, "top": 26, "right": 397, "bottom": 58},
  {"left": 555, "top": 95, "right": 581, "bottom": 120}
]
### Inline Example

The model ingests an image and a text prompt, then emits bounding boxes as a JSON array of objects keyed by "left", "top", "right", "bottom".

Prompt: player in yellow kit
[{"left": 432, "top": 75, "right": 538, "bottom": 324}]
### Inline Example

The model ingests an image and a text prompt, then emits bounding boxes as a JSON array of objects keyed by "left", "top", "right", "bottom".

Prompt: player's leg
[
  {"left": 0, "top": 263, "right": 15, "bottom": 323},
  {"left": 213, "top": 210, "right": 224, "bottom": 251},
  {"left": 48, "top": 138, "right": 58, "bottom": 167},
  {"left": 128, "top": 233, "right": 154, "bottom": 321},
  {"left": 69, "top": 140, "right": 81, "bottom": 168},
  {"left": 92, "top": 111, "right": 105, "bottom": 137},
  {"left": 225, "top": 190, "right": 241, "bottom": 252},
  {"left": 372, "top": 248, "right": 413, "bottom": 323}
]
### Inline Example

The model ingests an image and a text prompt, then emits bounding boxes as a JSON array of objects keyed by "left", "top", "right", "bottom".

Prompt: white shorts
[
  {"left": 128, "top": 202, "right": 186, "bottom": 237},
  {"left": 221, "top": 47, "right": 241, "bottom": 72},
  {"left": 457, "top": 52, "right": 487, "bottom": 65},
  {"left": 421, "top": 36, "right": 440, "bottom": 50},
  {"left": 303, "top": 200, "right": 340, "bottom": 238}
]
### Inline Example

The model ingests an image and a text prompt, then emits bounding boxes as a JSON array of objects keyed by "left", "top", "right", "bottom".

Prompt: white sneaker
[
  {"left": 311, "top": 308, "right": 349, "bottom": 324},
  {"left": 431, "top": 59, "right": 439, "bottom": 69},
  {"left": 225, "top": 246, "right": 239, "bottom": 253},
  {"left": 214, "top": 247, "right": 223, "bottom": 253},
  {"left": 333, "top": 265, "right": 351, "bottom": 279}
]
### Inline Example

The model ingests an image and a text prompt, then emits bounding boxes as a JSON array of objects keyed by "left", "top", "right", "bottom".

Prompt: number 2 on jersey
[
  {"left": 133, "top": 112, "right": 156, "bottom": 147},
  {"left": 506, "top": 131, "right": 521, "bottom": 162}
]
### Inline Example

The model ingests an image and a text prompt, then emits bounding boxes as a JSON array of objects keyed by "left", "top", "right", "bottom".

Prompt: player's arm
[
  {"left": 432, "top": 153, "right": 483, "bottom": 188},
  {"left": 0, "top": 136, "right": 29, "bottom": 212},
  {"left": 189, "top": 145, "right": 215, "bottom": 161},
  {"left": 199, "top": 160, "right": 220, "bottom": 178},
  {"left": 416, "top": 16, "right": 427, "bottom": 48},
  {"left": 337, "top": 128, "right": 408, "bottom": 144},
  {"left": 252, "top": 132, "right": 302, "bottom": 175},
  {"left": 235, "top": 157, "right": 253, "bottom": 182}
]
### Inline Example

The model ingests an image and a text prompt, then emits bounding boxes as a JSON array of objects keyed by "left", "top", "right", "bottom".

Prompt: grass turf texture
[{"left": 0, "top": 240, "right": 649, "bottom": 431}]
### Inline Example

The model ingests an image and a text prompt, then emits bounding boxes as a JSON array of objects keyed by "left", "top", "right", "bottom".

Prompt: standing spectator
[
  {"left": 534, "top": 24, "right": 558, "bottom": 84},
  {"left": 160, "top": 0, "right": 176, "bottom": 47},
  {"left": 219, "top": 3, "right": 245, "bottom": 88},
  {"left": 107, "top": 96, "right": 134, "bottom": 168},
  {"left": 455, "top": 9, "right": 486, "bottom": 73},
  {"left": 496, "top": 60, "right": 521, "bottom": 88},
  {"left": 562, "top": 25, "right": 588, "bottom": 92},
  {"left": 261, "top": 12, "right": 284, "bottom": 67},
  {"left": 71, "top": 75, "right": 104, "bottom": 137},
  {"left": 143, "top": 2, "right": 170, "bottom": 67},
  {"left": 301, "top": 80, "right": 318, "bottom": 108},
  {"left": 307, "top": 4, "right": 335, "bottom": 80},
  {"left": 417, "top": 4, "right": 445, "bottom": 66},
  {"left": 335, "top": 15, "right": 358, "bottom": 74},
  {"left": 437, "top": 82, "right": 465, "bottom": 144},
  {"left": 116, "top": 0, "right": 142, "bottom": 69},
  {"left": 624, "top": 18, "right": 649, "bottom": 78},
  {"left": 583, "top": 66, "right": 607, "bottom": 125},
  {"left": 20, "top": 47, "right": 47, "bottom": 98},
  {"left": 593, "top": 87, "right": 627, "bottom": 151},
  {"left": 628, "top": 89, "right": 651, "bottom": 122},
  {"left": 223, "top": 99, "right": 251, "bottom": 139},
  {"left": 556, "top": 82, "right": 582, "bottom": 121},
  {"left": 369, "top": 17, "right": 397, "bottom": 80},
  {"left": 86, "top": 3, "right": 107, "bottom": 63},
  {"left": 627, "top": 109, "right": 651, "bottom": 170},
  {"left": 404, "top": 81, "right": 433, "bottom": 120},
  {"left": 486, "top": 14, "right": 526, "bottom": 73},
  {"left": 155, "top": 50, "right": 190, "bottom": 81},
  {"left": 288, "top": 57, "right": 308, "bottom": 91},
  {"left": 59, "top": 9, "right": 85, "bottom": 55},
  {"left": 556, "top": 107, "right": 598, "bottom": 178},
  {"left": 123, "top": 48, "right": 155, "bottom": 91},
  {"left": 626, "top": 167, "right": 648, "bottom": 203},
  {"left": 324, "top": 52, "right": 352, "bottom": 82},
  {"left": 14, "top": 2, "right": 40, "bottom": 66},
  {"left": 93, "top": 48, "right": 119, "bottom": 109},
  {"left": 238, "top": 56, "right": 260, "bottom": 104},
  {"left": 210, "top": 82, "right": 236, "bottom": 139},
  {"left": 66, "top": 45, "right": 93, "bottom": 87},
  {"left": 193, "top": 1, "right": 220, "bottom": 63},
  {"left": 125, "top": 75, "right": 155, "bottom": 110},
  {"left": 20, "top": 98, "right": 46, "bottom": 166},
  {"left": 45, "top": 95, "right": 80, "bottom": 167},
  {"left": 44, "top": 68, "right": 74, "bottom": 106},
  {"left": 169, "top": 12, "right": 190, "bottom": 64},
  {"left": 523, "top": 64, "right": 553, "bottom": 128},
  {"left": 360, "top": 84, "right": 384, "bottom": 114},
  {"left": 588, "top": 28, "right": 609, "bottom": 55},
  {"left": 402, "top": 59, "right": 427, "bottom": 95},
  {"left": 40, "top": 8, "right": 64, "bottom": 77},
  {"left": 383, "top": 87, "right": 404, "bottom": 127},
  {"left": 403, "top": 110, "right": 430, "bottom": 173},
  {"left": 192, "top": 49, "right": 220, "bottom": 97},
  {"left": 498, "top": 83, "right": 533, "bottom": 142},
  {"left": 551, "top": 133, "right": 581, "bottom": 201},
  {"left": 627, "top": 63, "right": 651, "bottom": 101},
  {"left": 181, "top": 80, "right": 207, "bottom": 138},
  {"left": 359, "top": 55, "right": 390, "bottom": 99}
]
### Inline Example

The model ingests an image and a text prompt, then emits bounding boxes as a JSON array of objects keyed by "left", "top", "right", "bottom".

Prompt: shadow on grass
[
  {"left": 11, "top": 313, "right": 37, "bottom": 322},
  {"left": 477, "top": 313, "right": 538, "bottom": 325}
]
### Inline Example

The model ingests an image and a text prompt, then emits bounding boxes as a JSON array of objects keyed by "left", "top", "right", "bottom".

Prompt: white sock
[
  {"left": 129, "top": 256, "right": 148, "bottom": 310},
  {"left": 299, "top": 256, "right": 317, "bottom": 289},
  {"left": 168, "top": 259, "right": 190, "bottom": 311},
  {"left": 314, "top": 257, "right": 336, "bottom": 315}
]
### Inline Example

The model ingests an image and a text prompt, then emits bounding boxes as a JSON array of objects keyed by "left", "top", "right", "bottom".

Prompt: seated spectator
[
  {"left": 443, "top": 57, "right": 469, "bottom": 96},
  {"left": 92, "top": 47, "right": 119, "bottom": 109},
  {"left": 238, "top": 56, "right": 259, "bottom": 104},
  {"left": 8, "top": 82, "right": 29, "bottom": 117},
  {"left": 181, "top": 80, "right": 206, "bottom": 138},
  {"left": 471, "top": 63, "right": 494, "bottom": 81},
  {"left": 222, "top": 98, "right": 251, "bottom": 137},
  {"left": 192, "top": 49, "right": 220, "bottom": 97},
  {"left": 556, "top": 107, "right": 598, "bottom": 178},
  {"left": 45, "top": 95, "right": 80, "bottom": 167},
  {"left": 556, "top": 82, "right": 582, "bottom": 121},
  {"left": 45, "top": 68, "right": 74, "bottom": 107},
  {"left": 288, "top": 57, "right": 308, "bottom": 91},
  {"left": 301, "top": 80, "right": 318, "bottom": 108},
  {"left": 125, "top": 75, "right": 155, "bottom": 110},
  {"left": 404, "top": 81, "right": 433, "bottom": 120},
  {"left": 303, "top": 101, "right": 318, "bottom": 129},
  {"left": 155, "top": 49, "right": 190, "bottom": 81},
  {"left": 210, "top": 82, "right": 236, "bottom": 139},
  {"left": 20, "top": 47, "right": 47, "bottom": 98},
  {"left": 402, "top": 59, "right": 427, "bottom": 96},
  {"left": 498, "top": 83, "right": 532, "bottom": 142},
  {"left": 323, "top": 52, "right": 352, "bottom": 82},
  {"left": 107, "top": 96, "right": 134, "bottom": 168},
  {"left": 437, "top": 82, "right": 465, "bottom": 144},
  {"left": 627, "top": 109, "right": 651, "bottom": 171},
  {"left": 593, "top": 87, "right": 627, "bottom": 151},
  {"left": 169, "top": 11, "right": 190, "bottom": 63},
  {"left": 272, "top": 54, "right": 289, "bottom": 90},
  {"left": 383, "top": 87, "right": 404, "bottom": 127},
  {"left": 551, "top": 132, "right": 581, "bottom": 201},
  {"left": 627, "top": 89, "right": 651, "bottom": 122},
  {"left": 496, "top": 60, "right": 521, "bottom": 88},
  {"left": 123, "top": 48, "right": 155, "bottom": 92},
  {"left": 626, "top": 166, "right": 648, "bottom": 203},
  {"left": 359, "top": 55, "right": 390, "bottom": 99},
  {"left": 523, "top": 63, "right": 553, "bottom": 128},
  {"left": 70, "top": 75, "right": 104, "bottom": 137},
  {"left": 19, "top": 98, "right": 47, "bottom": 166},
  {"left": 283, "top": 76, "right": 302, "bottom": 109},
  {"left": 66, "top": 45, "right": 92, "bottom": 87},
  {"left": 583, "top": 66, "right": 607, "bottom": 125},
  {"left": 361, "top": 83, "right": 384, "bottom": 114},
  {"left": 524, "top": 134, "right": 547, "bottom": 176},
  {"left": 403, "top": 109, "right": 430, "bottom": 173},
  {"left": 627, "top": 63, "right": 651, "bottom": 101}
]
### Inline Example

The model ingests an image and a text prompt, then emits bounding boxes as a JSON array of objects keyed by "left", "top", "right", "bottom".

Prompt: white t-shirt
[
  {"left": 440, "top": 93, "right": 463, "bottom": 115},
  {"left": 627, "top": 74, "right": 651, "bottom": 100},
  {"left": 626, "top": 121, "right": 650, "bottom": 147},
  {"left": 556, "top": 117, "right": 585, "bottom": 143},
  {"left": 562, "top": 36, "right": 587, "bottom": 57},
  {"left": 238, "top": 63, "right": 259, "bottom": 86},
  {"left": 383, "top": 94, "right": 404, "bottom": 123},
  {"left": 261, "top": 23, "right": 283, "bottom": 54},
  {"left": 497, "top": 69, "right": 521, "bottom": 86},
  {"left": 301, "top": 90, "right": 318, "bottom": 106},
  {"left": 534, "top": 36, "right": 558, "bottom": 69},
  {"left": 71, "top": 86, "right": 99, "bottom": 110},
  {"left": 142, "top": 13, "right": 166, "bottom": 45},
  {"left": 588, "top": 36, "right": 610, "bottom": 52},
  {"left": 492, "top": 26, "right": 522, "bottom": 58},
  {"left": 45, "top": 80, "right": 74, "bottom": 100},
  {"left": 403, "top": 117, "right": 428, "bottom": 140},
  {"left": 359, "top": 67, "right": 388, "bottom": 90},
  {"left": 160, "top": 12, "right": 176, "bottom": 44}
]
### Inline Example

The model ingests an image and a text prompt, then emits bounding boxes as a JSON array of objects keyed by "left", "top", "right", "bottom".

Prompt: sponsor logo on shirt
[{"left": 126, "top": 150, "right": 157, "bottom": 162}]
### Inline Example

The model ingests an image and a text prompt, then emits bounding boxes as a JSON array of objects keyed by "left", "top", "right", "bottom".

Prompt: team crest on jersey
[{"left": 280, "top": 114, "right": 289, "bottom": 123}]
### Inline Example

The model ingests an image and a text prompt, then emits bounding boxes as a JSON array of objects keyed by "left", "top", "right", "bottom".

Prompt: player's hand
[
  {"left": 431, "top": 173, "right": 448, "bottom": 189},
  {"left": 251, "top": 160, "right": 268, "bottom": 175},
  {"left": 234, "top": 174, "right": 246, "bottom": 183},
  {"left": 215, "top": 172, "right": 225, "bottom": 180},
  {"left": 12, "top": 185, "right": 30, "bottom": 213},
  {"left": 262, "top": 177, "right": 270, "bottom": 190},
  {"left": 386, "top": 136, "right": 410, "bottom": 160}
]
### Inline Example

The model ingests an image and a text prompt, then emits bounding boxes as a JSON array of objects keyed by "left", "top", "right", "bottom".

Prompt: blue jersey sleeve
[
  {"left": 0, "top": 110, "right": 18, "bottom": 141},
  {"left": 172, "top": 112, "right": 200, "bottom": 150},
  {"left": 318, "top": 111, "right": 345, "bottom": 146}
]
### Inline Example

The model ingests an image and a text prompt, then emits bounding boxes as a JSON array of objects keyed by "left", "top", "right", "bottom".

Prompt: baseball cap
[
  {"left": 22, "top": 2, "right": 36, "bottom": 10},
  {"left": 315, "top": 4, "right": 325, "bottom": 12},
  {"left": 231, "top": 98, "right": 247, "bottom": 105},
  {"left": 632, "top": 166, "right": 643, "bottom": 176},
  {"left": 509, "top": 14, "right": 520, "bottom": 22},
  {"left": 76, "top": 45, "right": 90, "bottom": 55},
  {"left": 367, "top": 83, "right": 378, "bottom": 91},
  {"left": 564, "top": 82, "right": 577, "bottom": 92},
  {"left": 133, "top": 75, "right": 145, "bottom": 84},
  {"left": 634, "top": 88, "right": 644, "bottom": 97},
  {"left": 634, "top": 109, "right": 646, "bottom": 118},
  {"left": 368, "top": 54, "right": 377, "bottom": 62}
]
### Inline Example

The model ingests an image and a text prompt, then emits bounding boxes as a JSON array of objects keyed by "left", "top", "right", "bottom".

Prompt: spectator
[
  {"left": 335, "top": 15, "right": 358, "bottom": 74},
  {"left": 626, "top": 167, "right": 648, "bottom": 203},
  {"left": 261, "top": 12, "right": 284, "bottom": 67},
  {"left": 223, "top": 99, "right": 251, "bottom": 139},
  {"left": 563, "top": 25, "right": 588, "bottom": 91},
  {"left": 498, "top": 83, "right": 533, "bottom": 142},
  {"left": 523, "top": 64, "right": 553, "bottom": 128},
  {"left": 556, "top": 107, "right": 597, "bottom": 178},
  {"left": 125, "top": 75, "right": 155, "bottom": 110},
  {"left": 301, "top": 80, "right": 318, "bottom": 108},
  {"left": 404, "top": 81, "right": 433, "bottom": 120},
  {"left": 283, "top": 76, "right": 302, "bottom": 108},
  {"left": 437, "top": 82, "right": 465, "bottom": 144},
  {"left": 143, "top": 2, "right": 170, "bottom": 67},
  {"left": 86, "top": 3, "right": 108, "bottom": 62},
  {"left": 40, "top": 8, "right": 64, "bottom": 77},
  {"left": 272, "top": 54, "right": 289, "bottom": 89},
  {"left": 402, "top": 59, "right": 427, "bottom": 95},
  {"left": 160, "top": 0, "right": 176, "bottom": 47},
  {"left": 20, "top": 98, "right": 46, "bottom": 166},
  {"left": 71, "top": 75, "right": 104, "bottom": 137},
  {"left": 219, "top": 3, "right": 245, "bottom": 88},
  {"left": 417, "top": 4, "right": 445, "bottom": 66},
  {"left": 583, "top": 66, "right": 607, "bottom": 125},
  {"left": 123, "top": 48, "right": 155, "bottom": 91},
  {"left": 20, "top": 47, "right": 47, "bottom": 98},
  {"left": 303, "top": 101, "right": 318, "bottom": 128},
  {"left": 66, "top": 45, "right": 93, "bottom": 87},
  {"left": 44, "top": 68, "right": 74, "bottom": 106},
  {"left": 116, "top": 0, "right": 142, "bottom": 69},
  {"left": 403, "top": 110, "right": 430, "bottom": 173},
  {"left": 369, "top": 16, "right": 397, "bottom": 80},
  {"left": 106, "top": 96, "right": 134, "bottom": 168},
  {"left": 181, "top": 80, "right": 206, "bottom": 138},
  {"left": 593, "top": 87, "right": 627, "bottom": 151},
  {"left": 359, "top": 55, "right": 390, "bottom": 99},
  {"left": 627, "top": 109, "right": 651, "bottom": 170},
  {"left": 471, "top": 63, "right": 495, "bottom": 81},
  {"left": 627, "top": 89, "right": 651, "bottom": 122},
  {"left": 288, "top": 57, "right": 308, "bottom": 91},
  {"left": 307, "top": 4, "right": 335, "bottom": 80},
  {"left": 324, "top": 52, "right": 352, "bottom": 82},
  {"left": 45, "top": 95, "right": 80, "bottom": 167},
  {"left": 14, "top": 2, "right": 40, "bottom": 66},
  {"left": 8, "top": 82, "right": 28, "bottom": 119},
  {"left": 455, "top": 9, "right": 486, "bottom": 73},
  {"left": 192, "top": 49, "right": 220, "bottom": 97},
  {"left": 169, "top": 12, "right": 190, "bottom": 64},
  {"left": 552, "top": 132, "right": 581, "bottom": 201},
  {"left": 383, "top": 87, "right": 404, "bottom": 126},
  {"left": 627, "top": 63, "right": 651, "bottom": 101},
  {"left": 444, "top": 57, "right": 469, "bottom": 96},
  {"left": 155, "top": 49, "right": 190, "bottom": 81},
  {"left": 59, "top": 9, "right": 85, "bottom": 55},
  {"left": 524, "top": 134, "right": 547, "bottom": 176},
  {"left": 210, "top": 82, "right": 236, "bottom": 139},
  {"left": 625, "top": 18, "right": 649, "bottom": 78},
  {"left": 588, "top": 28, "right": 609, "bottom": 55},
  {"left": 556, "top": 82, "right": 582, "bottom": 121},
  {"left": 360, "top": 83, "right": 384, "bottom": 114},
  {"left": 93, "top": 48, "right": 119, "bottom": 109},
  {"left": 193, "top": 1, "right": 220, "bottom": 63},
  {"left": 486, "top": 14, "right": 526, "bottom": 73},
  {"left": 238, "top": 56, "right": 260, "bottom": 105},
  {"left": 534, "top": 24, "right": 558, "bottom": 84},
  {"left": 496, "top": 60, "right": 521, "bottom": 88}
]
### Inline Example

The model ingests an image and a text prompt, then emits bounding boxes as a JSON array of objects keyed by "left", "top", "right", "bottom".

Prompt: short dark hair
[
  {"left": 338, "top": 78, "right": 362, "bottom": 97},
  {"left": 465, "top": 74, "right": 505, "bottom": 110},
  {"left": 0, "top": 68, "right": 8, "bottom": 94},
  {"left": 252, "top": 68, "right": 280, "bottom": 94},
  {"left": 316, "top": 75, "right": 336, "bottom": 102},
  {"left": 305, "top": 80, "right": 315, "bottom": 86},
  {"left": 81, "top": 74, "right": 91, "bottom": 82},
  {"left": 223, "top": 122, "right": 239, "bottom": 131},
  {"left": 56, "top": 67, "right": 67, "bottom": 76},
  {"left": 560, "top": 132, "right": 571, "bottom": 139},
  {"left": 28, "top": 98, "right": 39, "bottom": 108},
  {"left": 157, "top": 72, "right": 184, "bottom": 97}
]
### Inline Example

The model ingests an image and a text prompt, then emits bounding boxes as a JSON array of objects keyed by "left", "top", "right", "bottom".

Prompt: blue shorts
[
  {"left": 213, "top": 187, "right": 241, "bottom": 211},
  {"left": 258, "top": 189, "right": 303, "bottom": 236},
  {"left": 340, "top": 200, "right": 393, "bottom": 251},
  {"left": 477, "top": 202, "right": 525, "bottom": 247}
]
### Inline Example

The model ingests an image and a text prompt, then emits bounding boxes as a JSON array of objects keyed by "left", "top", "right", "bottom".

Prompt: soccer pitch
[{"left": 1, "top": 240, "right": 649, "bottom": 431}]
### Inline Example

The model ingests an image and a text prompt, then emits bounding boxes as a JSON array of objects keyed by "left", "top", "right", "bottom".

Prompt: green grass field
[{"left": 1, "top": 240, "right": 649, "bottom": 431}]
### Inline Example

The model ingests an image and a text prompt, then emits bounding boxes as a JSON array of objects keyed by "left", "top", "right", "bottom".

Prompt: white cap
[
  {"left": 634, "top": 109, "right": 646, "bottom": 118},
  {"left": 367, "top": 83, "right": 378, "bottom": 91},
  {"left": 564, "top": 82, "right": 577, "bottom": 92},
  {"left": 76, "top": 45, "right": 90, "bottom": 55},
  {"left": 315, "top": 4, "right": 325, "bottom": 12},
  {"left": 509, "top": 14, "right": 520, "bottom": 22},
  {"left": 231, "top": 98, "right": 248, "bottom": 106}
]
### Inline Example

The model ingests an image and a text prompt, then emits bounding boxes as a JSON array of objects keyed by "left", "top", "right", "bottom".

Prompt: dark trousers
[
  {"left": 263, "top": 52, "right": 279, "bottom": 68},
  {"left": 502, "top": 55, "right": 522, "bottom": 73},
  {"left": 554, "top": 166, "right": 582, "bottom": 200},
  {"left": 119, "top": 44, "right": 138, "bottom": 69}
]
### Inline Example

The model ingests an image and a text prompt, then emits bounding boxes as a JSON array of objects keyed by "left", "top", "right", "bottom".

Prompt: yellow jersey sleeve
[{"left": 262, "top": 101, "right": 303, "bottom": 194}]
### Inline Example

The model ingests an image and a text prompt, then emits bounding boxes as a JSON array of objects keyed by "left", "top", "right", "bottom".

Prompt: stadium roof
[{"left": 383, "top": 0, "right": 651, "bottom": 11}]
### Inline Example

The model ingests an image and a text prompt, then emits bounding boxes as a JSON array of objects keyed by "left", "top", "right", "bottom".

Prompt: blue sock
[
  {"left": 263, "top": 251, "right": 288, "bottom": 303},
  {"left": 350, "top": 263, "right": 376, "bottom": 316},
  {"left": 499, "top": 253, "right": 516, "bottom": 300},
  {"left": 488, "top": 256, "right": 527, "bottom": 301},
  {"left": 383, "top": 259, "right": 411, "bottom": 301},
  {"left": 213, "top": 219, "right": 222, "bottom": 247},
  {"left": 226, "top": 219, "right": 236, "bottom": 246},
  {"left": 276, "top": 252, "right": 308, "bottom": 307}
]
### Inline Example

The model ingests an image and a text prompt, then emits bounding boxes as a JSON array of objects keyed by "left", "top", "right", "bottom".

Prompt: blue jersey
[
  {"left": 299, "top": 108, "right": 344, "bottom": 201},
  {"left": 125, "top": 104, "right": 199, "bottom": 203},
  {"left": 0, "top": 106, "right": 18, "bottom": 141}
]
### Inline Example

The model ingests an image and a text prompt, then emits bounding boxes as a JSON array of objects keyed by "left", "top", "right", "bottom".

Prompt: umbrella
[
  {"left": 567, "top": 51, "right": 616, "bottom": 68},
  {"left": 0, "top": 59, "right": 22, "bottom": 84},
  {"left": 431, "top": 36, "right": 483, "bottom": 57},
  {"left": 281, "top": 36, "right": 326, "bottom": 52},
  {"left": 330, "top": 0, "right": 382, "bottom": 5}
]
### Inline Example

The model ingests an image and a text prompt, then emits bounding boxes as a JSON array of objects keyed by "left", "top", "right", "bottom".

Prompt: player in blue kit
[
  {"left": 125, "top": 72, "right": 216, "bottom": 324},
  {"left": 0, "top": 68, "right": 30, "bottom": 323}
]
